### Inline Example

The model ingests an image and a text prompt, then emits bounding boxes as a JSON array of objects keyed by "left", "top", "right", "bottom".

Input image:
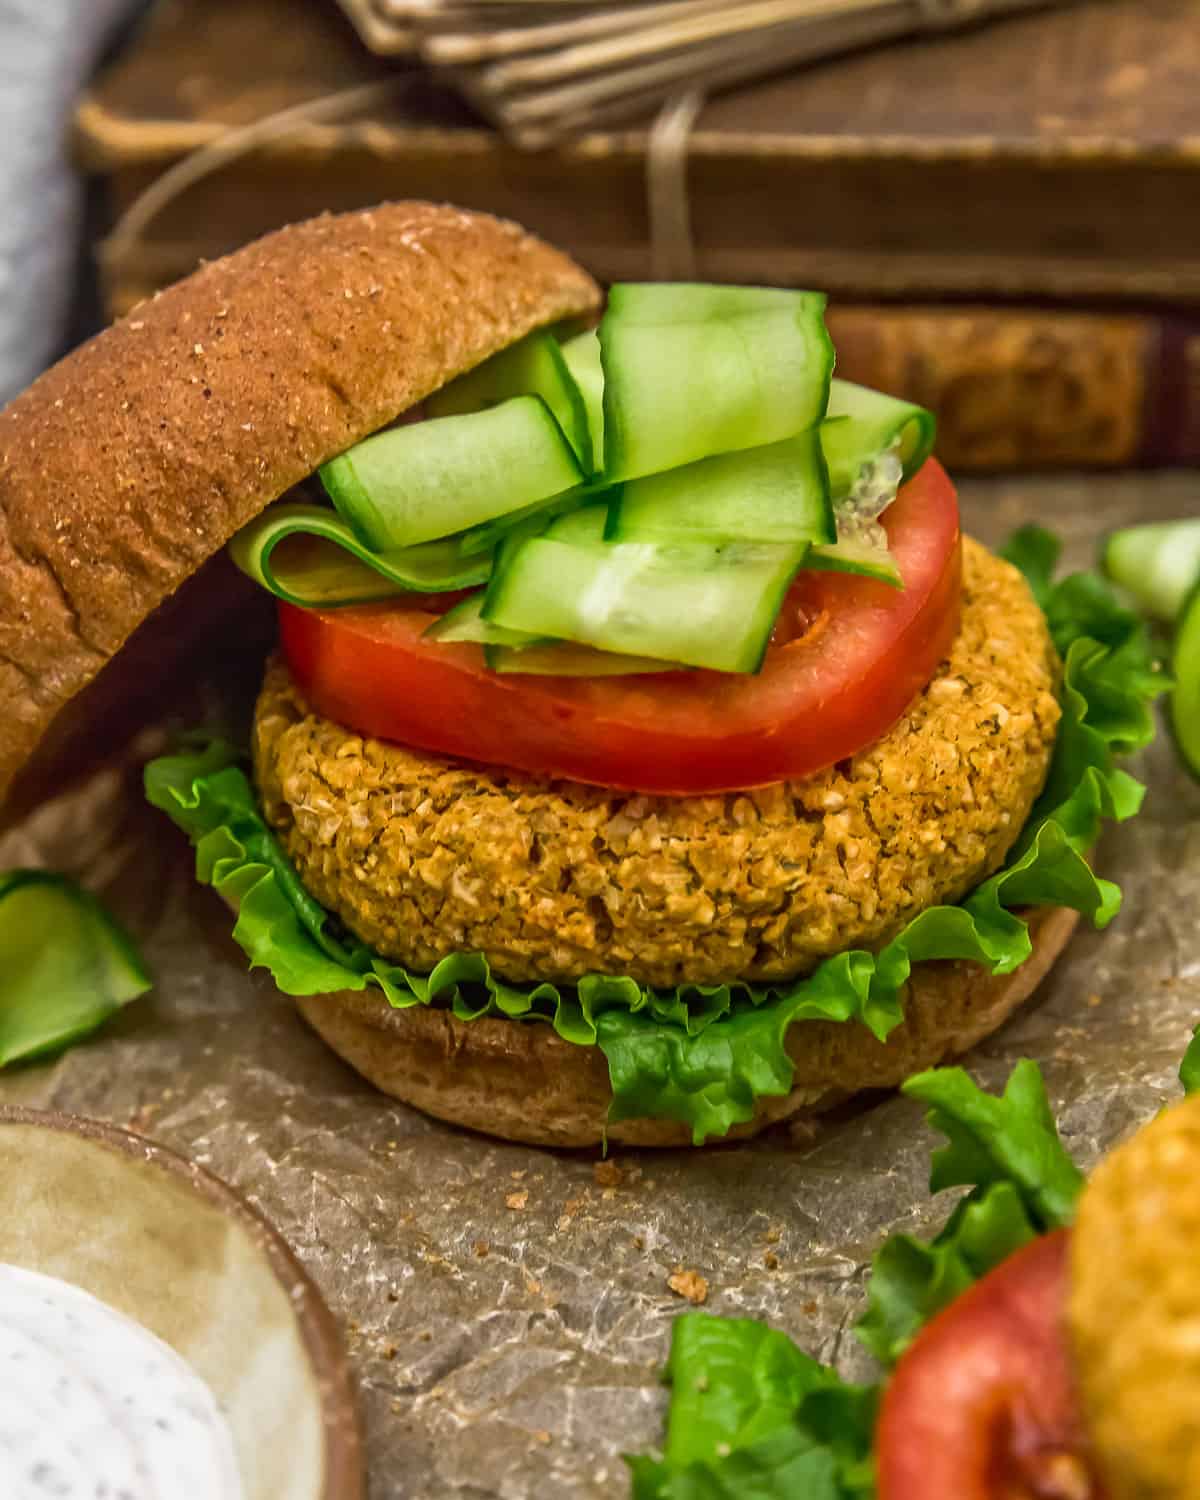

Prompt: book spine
[{"left": 826, "top": 305, "right": 1200, "bottom": 470}]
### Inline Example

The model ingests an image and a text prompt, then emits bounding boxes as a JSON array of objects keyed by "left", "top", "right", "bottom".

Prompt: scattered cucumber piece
[
  {"left": 229, "top": 503, "right": 491, "bottom": 605},
  {"left": 0, "top": 872, "right": 152, "bottom": 1067},
  {"left": 561, "top": 330, "right": 605, "bottom": 472},
  {"left": 823, "top": 380, "right": 936, "bottom": 499},
  {"left": 424, "top": 592, "right": 547, "bottom": 649},
  {"left": 1102, "top": 519, "right": 1200, "bottom": 622},
  {"left": 599, "top": 283, "right": 833, "bottom": 482},
  {"left": 485, "top": 642, "right": 678, "bottom": 675},
  {"left": 319, "top": 395, "right": 583, "bottom": 550},
  {"left": 427, "top": 330, "right": 595, "bottom": 474},
  {"left": 483, "top": 523, "right": 806, "bottom": 674},
  {"left": 605, "top": 430, "right": 834, "bottom": 547},
  {"left": 1172, "top": 580, "right": 1200, "bottom": 780},
  {"left": 806, "top": 537, "right": 903, "bottom": 587}
]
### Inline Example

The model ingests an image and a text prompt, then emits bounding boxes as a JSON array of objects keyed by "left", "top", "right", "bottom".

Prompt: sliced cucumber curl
[
  {"left": 230, "top": 285, "right": 935, "bottom": 675},
  {"left": 1103, "top": 518, "right": 1200, "bottom": 781}
]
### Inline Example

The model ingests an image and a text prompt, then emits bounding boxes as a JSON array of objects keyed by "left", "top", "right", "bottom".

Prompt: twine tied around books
[
  {"left": 102, "top": 0, "right": 1071, "bottom": 305},
  {"left": 101, "top": 77, "right": 712, "bottom": 303},
  {"left": 337, "top": 0, "right": 1071, "bottom": 144},
  {"left": 647, "top": 89, "right": 705, "bottom": 281},
  {"left": 99, "top": 79, "right": 415, "bottom": 306}
]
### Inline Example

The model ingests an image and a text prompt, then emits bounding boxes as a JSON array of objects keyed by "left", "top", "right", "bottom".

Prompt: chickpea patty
[{"left": 252, "top": 536, "right": 1060, "bottom": 988}]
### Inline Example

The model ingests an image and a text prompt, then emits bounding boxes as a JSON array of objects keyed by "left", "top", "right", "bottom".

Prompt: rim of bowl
[{"left": 0, "top": 1104, "right": 364, "bottom": 1500}]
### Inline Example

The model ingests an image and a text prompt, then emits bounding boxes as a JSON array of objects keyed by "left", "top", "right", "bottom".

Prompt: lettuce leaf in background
[
  {"left": 626, "top": 1312, "right": 876, "bottom": 1500},
  {"left": 0, "top": 870, "right": 152, "bottom": 1066},
  {"left": 629, "top": 1057, "right": 1089, "bottom": 1496},
  {"left": 1181, "top": 1025, "right": 1200, "bottom": 1095},
  {"left": 144, "top": 540, "right": 1164, "bottom": 1141},
  {"left": 905, "top": 1059, "right": 1085, "bottom": 1230},
  {"left": 854, "top": 1059, "right": 1083, "bottom": 1365}
]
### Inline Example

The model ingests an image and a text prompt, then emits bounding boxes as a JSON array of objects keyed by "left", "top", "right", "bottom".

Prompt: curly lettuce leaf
[
  {"left": 626, "top": 1312, "right": 876, "bottom": 1500},
  {"left": 632, "top": 1057, "right": 1093, "bottom": 1492},
  {"left": 636, "top": 1036, "right": 1200, "bottom": 1488},
  {"left": 855, "top": 1057, "right": 1082, "bottom": 1364},
  {"left": 854, "top": 1180, "right": 1039, "bottom": 1368},
  {"left": 905, "top": 1058, "right": 1085, "bottom": 1230},
  {"left": 145, "top": 539, "right": 1161, "bottom": 1141},
  {"left": 1182, "top": 1026, "right": 1200, "bottom": 1095},
  {"left": 145, "top": 744, "right": 898, "bottom": 1052},
  {"left": 0, "top": 871, "right": 152, "bottom": 1066}
]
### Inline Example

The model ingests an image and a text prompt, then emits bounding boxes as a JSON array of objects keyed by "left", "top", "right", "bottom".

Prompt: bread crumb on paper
[
  {"left": 668, "top": 1269, "right": 709, "bottom": 1305},
  {"left": 593, "top": 1160, "right": 625, "bottom": 1188},
  {"left": 506, "top": 1190, "right": 529, "bottom": 1211}
]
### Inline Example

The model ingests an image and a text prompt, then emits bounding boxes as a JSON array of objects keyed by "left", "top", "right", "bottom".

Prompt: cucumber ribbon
[
  {"left": 228, "top": 289, "right": 931, "bottom": 632},
  {"left": 0, "top": 871, "right": 152, "bottom": 1067},
  {"left": 145, "top": 533, "right": 1163, "bottom": 1144},
  {"left": 1101, "top": 517, "right": 1200, "bottom": 781},
  {"left": 228, "top": 503, "right": 491, "bottom": 607}
]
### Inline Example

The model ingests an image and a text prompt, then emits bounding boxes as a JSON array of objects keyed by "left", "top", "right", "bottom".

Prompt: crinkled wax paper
[{"left": 0, "top": 474, "right": 1197, "bottom": 1499}]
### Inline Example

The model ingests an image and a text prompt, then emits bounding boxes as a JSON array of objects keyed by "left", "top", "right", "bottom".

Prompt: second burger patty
[{"left": 253, "top": 537, "right": 1060, "bottom": 989}]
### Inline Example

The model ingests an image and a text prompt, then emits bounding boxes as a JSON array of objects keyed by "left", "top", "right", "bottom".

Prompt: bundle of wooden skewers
[{"left": 335, "top": 0, "right": 1071, "bottom": 143}]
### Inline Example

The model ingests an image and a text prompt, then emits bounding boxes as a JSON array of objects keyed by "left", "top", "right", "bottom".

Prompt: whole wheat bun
[
  {"left": 0, "top": 202, "right": 599, "bottom": 815},
  {"left": 295, "top": 905, "right": 1080, "bottom": 1147}
]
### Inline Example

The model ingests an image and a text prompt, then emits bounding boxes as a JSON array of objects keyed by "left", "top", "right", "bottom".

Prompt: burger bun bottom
[{"left": 294, "top": 904, "right": 1080, "bottom": 1147}]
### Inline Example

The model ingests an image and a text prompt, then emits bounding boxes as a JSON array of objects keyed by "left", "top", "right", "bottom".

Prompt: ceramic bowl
[{"left": 0, "top": 1105, "right": 363, "bottom": 1500}]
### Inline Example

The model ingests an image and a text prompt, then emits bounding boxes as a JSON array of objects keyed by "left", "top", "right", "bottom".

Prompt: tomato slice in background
[
  {"left": 278, "top": 458, "right": 962, "bottom": 795},
  {"left": 876, "top": 1231, "right": 1106, "bottom": 1500}
]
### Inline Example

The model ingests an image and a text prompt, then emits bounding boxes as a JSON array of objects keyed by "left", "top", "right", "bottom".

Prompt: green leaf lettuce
[
  {"left": 626, "top": 1312, "right": 876, "bottom": 1500},
  {"left": 630, "top": 1055, "right": 1092, "bottom": 1496},
  {"left": 1181, "top": 1026, "right": 1200, "bottom": 1095},
  {"left": 855, "top": 1058, "right": 1083, "bottom": 1365}
]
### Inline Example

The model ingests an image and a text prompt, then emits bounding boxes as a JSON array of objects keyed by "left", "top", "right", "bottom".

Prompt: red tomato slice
[
  {"left": 876, "top": 1231, "right": 1106, "bottom": 1500},
  {"left": 278, "top": 458, "right": 962, "bottom": 795}
]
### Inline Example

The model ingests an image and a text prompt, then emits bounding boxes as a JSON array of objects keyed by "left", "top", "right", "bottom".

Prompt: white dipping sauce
[{"left": 0, "top": 1263, "right": 244, "bottom": 1500}]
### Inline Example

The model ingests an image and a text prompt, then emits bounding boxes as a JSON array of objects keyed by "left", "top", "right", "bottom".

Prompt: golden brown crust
[
  {"left": 294, "top": 904, "right": 1079, "bottom": 1147},
  {"left": 0, "top": 203, "right": 599, "bottom": 807},
  {"left": 255, "top": 537, "right": 1061, "bottom": 988},
  {"left": 1069, "top": 1094, "right": 1200, "bottom": 1499}
]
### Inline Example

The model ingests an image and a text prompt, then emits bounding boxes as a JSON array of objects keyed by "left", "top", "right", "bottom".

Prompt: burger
[
  {"left": 0, "top": 203, "right": 1159, "bottom": 1147},
  {"left": 631, "top": 1050, "right": 1200, "bottom": 1499}
]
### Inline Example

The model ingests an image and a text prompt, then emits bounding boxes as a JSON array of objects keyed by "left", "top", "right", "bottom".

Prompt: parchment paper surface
[{"left": 0, "top": 473, "right": 1197, "bottom": 1499}]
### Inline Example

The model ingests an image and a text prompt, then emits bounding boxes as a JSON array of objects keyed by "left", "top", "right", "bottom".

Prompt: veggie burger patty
[{"left": 254, "top": 536, "right": 1059, "bottom": 989}]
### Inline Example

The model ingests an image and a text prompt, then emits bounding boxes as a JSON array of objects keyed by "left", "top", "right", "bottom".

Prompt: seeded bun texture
[{"left": 0, "top": 203, "right": 599, "bottom": 810}]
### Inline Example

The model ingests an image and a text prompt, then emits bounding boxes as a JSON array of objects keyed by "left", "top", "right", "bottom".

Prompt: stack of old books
[{"left": 75, "top": 0, "right": 1200, "bottom": 469}]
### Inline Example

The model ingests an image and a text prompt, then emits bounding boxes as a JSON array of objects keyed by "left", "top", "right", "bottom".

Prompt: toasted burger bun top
[{"left": 0, "top": 203, "right": 599, "bottom": 811}]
